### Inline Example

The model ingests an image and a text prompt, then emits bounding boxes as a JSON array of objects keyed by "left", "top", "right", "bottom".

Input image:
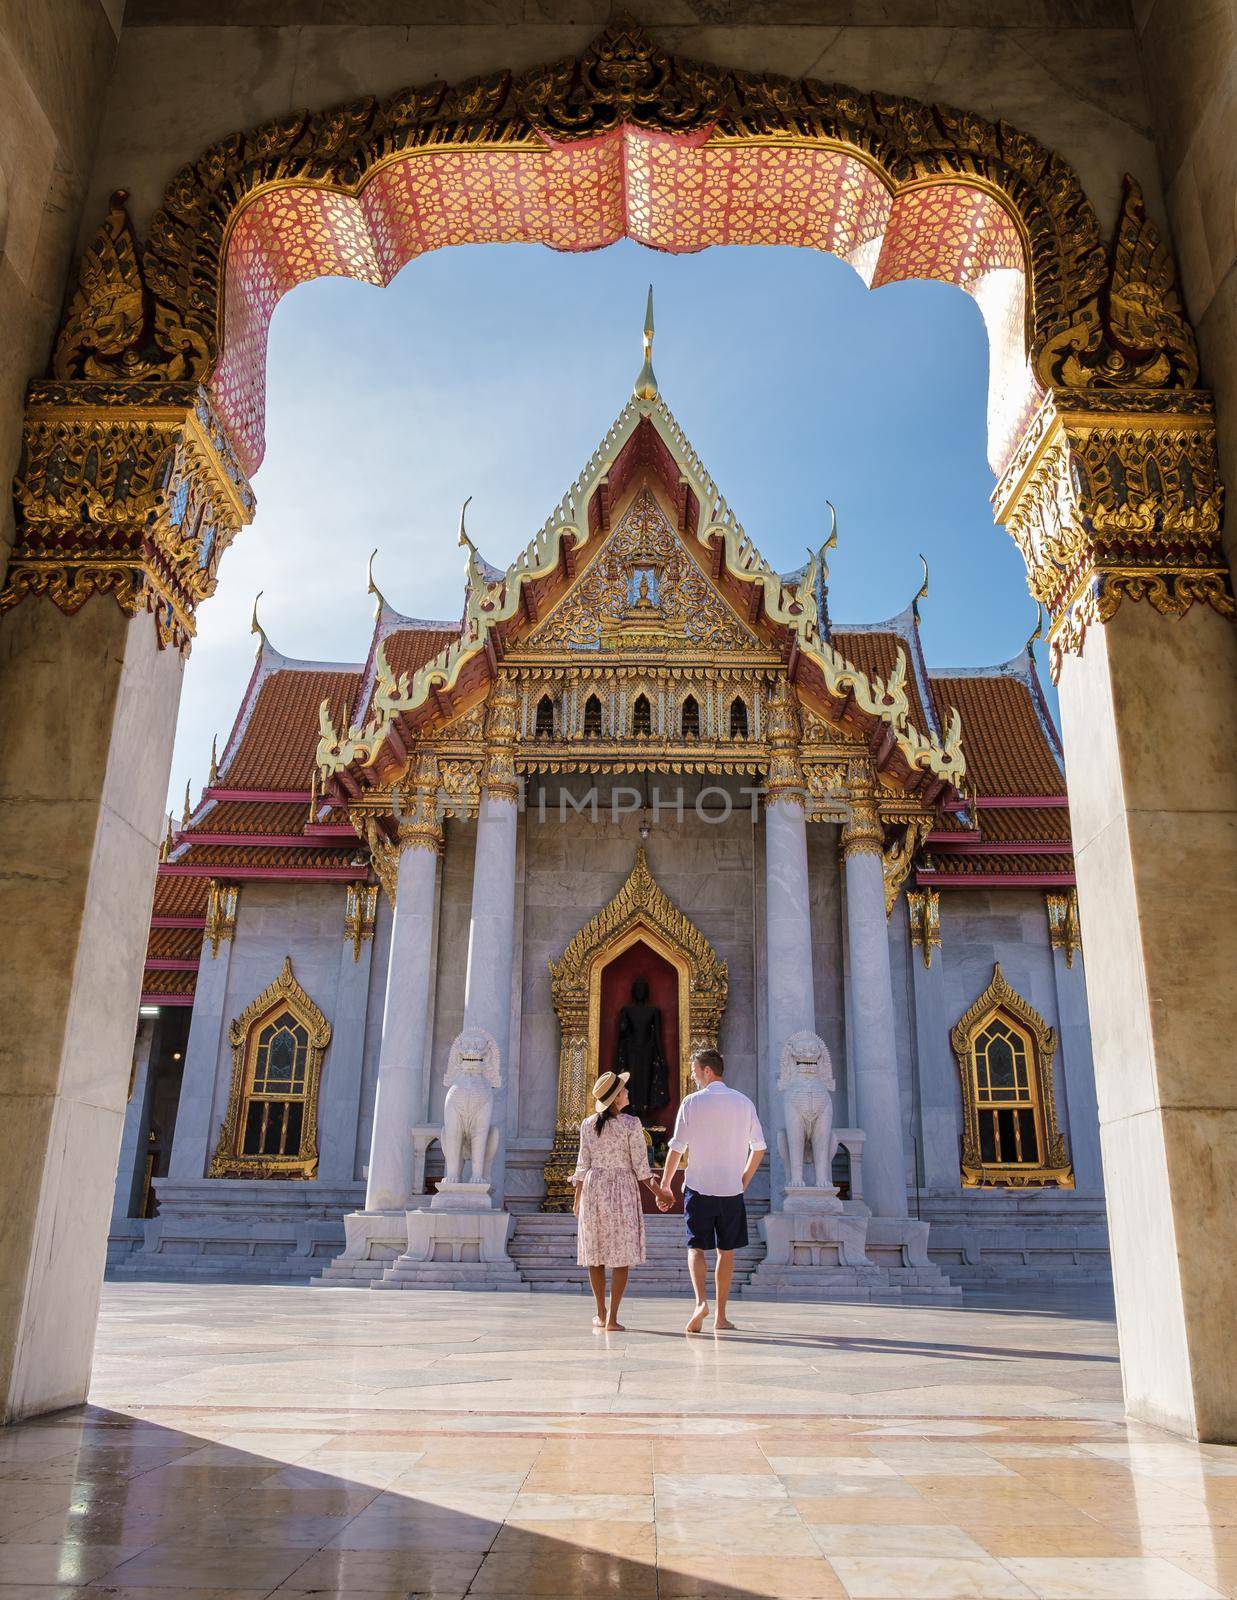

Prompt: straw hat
[{"left": 591, "top": 1070, "right": 630, "bottom": 1112}]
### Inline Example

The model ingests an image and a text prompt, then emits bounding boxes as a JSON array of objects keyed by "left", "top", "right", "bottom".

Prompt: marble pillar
[
  {"left": 110, "top": 1020, "right": 157, "bottom": 1229},
  {"left": 764, "top": 797, "right": 815, "bottom": 1205},
  {"left": 167, "top": 916, "right": 237, "bottom": 1180},
  {"left": 316, "top": 894, "right": 378, "bottom": 1186},
  {"left": 842, "top": 776, "right": 909, "bottom": 1220},
  {"left": 906, "top": 901, "right": 963, "bottom": 1195},
  {"left": 1049, "top": 937, "right": 1104, "bottom": 1197},
  {"left": 0, "top": 601, "right": 184, "bottom": 1424},
  {"left": 364, "top": 840, "right": 439, "bottom": 1212},
  {"left": 1057, "top": 600, "right": 1237, "bottom": 1441},
  {"left": 462, "top": 791, "right": 519, "bottom": 1205}
]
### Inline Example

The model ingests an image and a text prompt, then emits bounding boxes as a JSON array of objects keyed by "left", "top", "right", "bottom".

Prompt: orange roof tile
[
  {"left": 926, "top": 852, "right": 1074, "bottom": 878},
  {"left": 378, "top": 626, "right": 458, "bottom": 687},
  {"left": 222, "top": 666, "right": 361, "bottom": 791},
  {"left": 140, "top": 969, "right": 197, "bottom": 997},
  {"left": 147, "top": 928, "right": 205, "bottom": 962},
  {"left": 173, "top": 844, "right": 356, "bottom": 871},
  {"left": 976, "top": 805, "right": 1070, "bottom": 844},
  {"left": 930, "top": 673, "right": 1064, "bottom": 798},
  {"left": 152, "top": 876, "right": 210, "bottom": 919},
  {"left": 187, "top": 801, "right": 309, "bottom": 837}
]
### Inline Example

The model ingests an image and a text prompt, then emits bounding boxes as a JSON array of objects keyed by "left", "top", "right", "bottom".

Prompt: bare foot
[
  {"left": 715, "top": 1316, "right": 736, "bottom": 1331},
  {"left": 592, "top": 1314, "right": 606, "bottom": 1329},
  {"left": 605, "top": 1320, "right": 625, "bottom": 1331},
  {"left": 685, "top": 1302, "right": 709, "bottom": 1334}
]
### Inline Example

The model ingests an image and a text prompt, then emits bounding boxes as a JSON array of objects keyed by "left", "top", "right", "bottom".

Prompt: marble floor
[{"left": 1, "top": 1283, "right": 1235, "bottom": 1598}]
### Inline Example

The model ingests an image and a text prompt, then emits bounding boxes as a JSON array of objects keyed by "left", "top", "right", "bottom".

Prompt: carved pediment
[{"left": 528, "top": 487, "right": 762, "bottom": 655}]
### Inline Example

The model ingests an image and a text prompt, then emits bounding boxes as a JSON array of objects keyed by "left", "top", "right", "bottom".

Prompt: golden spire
[
  {"left": 366, "top": 547, "right": 387, "bottom": 619},
  {"left": 181, "top": 782, "right": 192, "bottom": 828},
  {"left": 160, "top": 815, "right": 173, "bottom": 862},
  {"left": 208, "top": 734, "right": 219, "bottom": 786},
  {"left": 912, "top": 553, "right": 929, "bottom": 621},
  {"left": 250, "top": 589, "right": 269, "bottom": 655},
  {"left": 633, "top": 284, "right": 658, "bottom": 402}
]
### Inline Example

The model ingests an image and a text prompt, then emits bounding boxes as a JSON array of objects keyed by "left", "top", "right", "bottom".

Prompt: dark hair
[
  {"left": 692, "top": 1047, "right": 724, "bottom": 1077},
  {"left": 594, "top": 1101, "right": 620, "bottom": 1136}
]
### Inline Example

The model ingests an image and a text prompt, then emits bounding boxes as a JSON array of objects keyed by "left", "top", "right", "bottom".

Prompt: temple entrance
[
  {"left": 542, "top": 849, "right": 727, "bottom": 1211},
  {"left": 597, "top": 936, "right": 682, "bottom": 1215}
]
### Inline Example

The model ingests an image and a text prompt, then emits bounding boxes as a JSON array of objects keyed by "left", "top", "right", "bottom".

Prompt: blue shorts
[{"left": 683, "top": 1188, "right": 748, "bottom": 1252}]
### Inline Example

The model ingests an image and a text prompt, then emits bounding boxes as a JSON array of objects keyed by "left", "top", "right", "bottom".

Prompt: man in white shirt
[{"left": 655, "top": 1047, "right": 766, "bottom": 1334}]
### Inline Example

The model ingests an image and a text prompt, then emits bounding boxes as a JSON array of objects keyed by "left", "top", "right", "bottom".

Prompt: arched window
[
  {"left": 681, "top": 694, "right": 700, "bottom": 739},
  {"left": 583, "top": 693, "right": 603, "bottom": 738},
  {"left": 632, "top": 693, "right": 652, "bottom": 737},
  {"left": 534, "top": 694, "right": 554, "bottom": 739},
  {"left": 951, "top": 964, "right": 1073, "bottom": 1188},
  {"left": 729, "top": 697, "right": 749, "bottom": 739},
  {"left": 210, "top": 957, "right": 331, "bottom": 1179}
]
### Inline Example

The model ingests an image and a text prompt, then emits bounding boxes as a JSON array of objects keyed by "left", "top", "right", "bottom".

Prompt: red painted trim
[
  {"left": 917, "top": 871, "right": 1076, "bottom": 887},
  {"left": 158, "top": 864, "right": 366, "bottom": 881},
  {"left": 150, "top": 916, "right": 207, "bottom": 930},
  {"left": 927, "top": 837, "right": 1071, "bottom": 855},
  {"left": 203, "top": 787, "right": 313, "bottom": 803},
  {"left": 176, "top": 832, "right": 328, "bottom": 848},
  {"left": 943, "top": 796, "right": 1069, "bottom": 810},
  {"left": 141, "top": 992, "right": 195, "bottom": 1007},
  {"left": 144, "top": 958, "right": 200, "bottom": 972},
  {"left": 304, "top": 824, "right": 360, "bottom": 838}
]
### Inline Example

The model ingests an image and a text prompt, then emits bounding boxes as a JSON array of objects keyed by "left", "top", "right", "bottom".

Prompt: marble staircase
[{"left": 509, "top": 1213, "right": 766, "bottom": 1294}]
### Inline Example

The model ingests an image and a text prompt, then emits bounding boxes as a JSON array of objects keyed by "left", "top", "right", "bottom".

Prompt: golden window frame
[
  {"left": 209, "top": 956, "right": 332, "bottom": 1180},
  {"left": 951, "top": 963, "right": 1073, "bottom": 1189}
]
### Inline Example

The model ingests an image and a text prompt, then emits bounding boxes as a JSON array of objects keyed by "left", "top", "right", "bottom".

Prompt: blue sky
[{"left": 169, "top": 239, "right": 1041, "bottom": 812}]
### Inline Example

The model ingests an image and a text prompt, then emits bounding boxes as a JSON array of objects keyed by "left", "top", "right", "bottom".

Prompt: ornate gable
[{"left": 528, "top": 486, "right": 762, "bottom": 656}]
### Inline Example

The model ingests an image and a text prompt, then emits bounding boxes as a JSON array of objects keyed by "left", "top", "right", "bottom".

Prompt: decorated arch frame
[
  {"left": 5, "top": 18, "right": 1230, "bottom": 677},
  {"left": 542, "top": 846, "right": 727, "bottom": 1210}
]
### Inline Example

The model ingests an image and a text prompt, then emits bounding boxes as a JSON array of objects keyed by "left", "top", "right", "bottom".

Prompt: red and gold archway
[{"left": 6, "top": 17, "right": 1229, "bottom": 670}]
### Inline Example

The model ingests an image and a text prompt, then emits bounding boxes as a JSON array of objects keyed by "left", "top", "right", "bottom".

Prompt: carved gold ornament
[
  {"left": 951, "top": 963, "right": 1073, "bottom": 1189},
  {"left": 6, "top": 380, "right": 254, "bottom": 651},
  {"left": 840, "top": 760, "right": 884, "bottom": 860},
  {"left": 542, "top": 846, "right": 727, "bottom": 1210},
  {"left": 1045, "top": 888, "right": 1082, "bottom": 968},
  {"left": 210, "top": 956, "right": 331, "bottom": 1180},
  {"left": 204, "top": 880, "right": 239, "bottom": 957},
  {"left": 994, "top": 391, "right": 1230, "bottom": 679},
  {"left": 882, "top": 817, "right": 932, "bottom": 917},
  {"left": 344, "top": 883, "right": 379, "bottom": 962},
  {"left": 906, "top": 889, "right": 941, "bottom": 968}
]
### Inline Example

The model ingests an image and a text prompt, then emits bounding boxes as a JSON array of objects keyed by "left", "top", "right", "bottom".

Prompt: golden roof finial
[
  {"left": 634, "top": 284, "right": 658, "bottom": 402},
  {"left": 912, "top": 553, "right": 929, "bottom": 621},
  {"left": 208, "top": 734, "right": 219, "bottom": 786},
  {"left": 818, "top": 500, "right": 839, "bottom": 584},
  {"left": 160, "top": 814, "right": 173, "bottom": 862},
  {"left": 366, "top": 548, "right": 387, "bottom": 620},
  {"left": 181, "top": 782, "right": 192, "bottom": 828},
  {"left": 250, "top": 589, "right": 269, "bottom": 656},
  {"left": 1026, "top": 600, "right": 1044, "bottom": 659}
]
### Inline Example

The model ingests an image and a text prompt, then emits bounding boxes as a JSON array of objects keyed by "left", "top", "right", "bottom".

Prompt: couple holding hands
[{"left": 570, "top": 1046, "right": 766, "bottom": 1334}]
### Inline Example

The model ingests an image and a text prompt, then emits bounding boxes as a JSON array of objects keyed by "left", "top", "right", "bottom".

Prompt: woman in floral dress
[{"left": 572, "top": 1070, "right": 660, "bottom": 1330}]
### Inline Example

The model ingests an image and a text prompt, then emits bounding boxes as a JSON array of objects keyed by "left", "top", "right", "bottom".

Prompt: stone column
[
  {"left": 762, "top": 679, "right": 814, "bottom": 1205},
  {"left": 168, "top": 884, "right": 240, "bottom": 1179},
  {"left": 995, "top": 376, "right": 1236, "bottom": 1440},
  {"left": 110, "top": 1019, "right": 158, "bottom": 1229},
  {"left": 0, "top": 373, "right": 253, "bottom": 1423},
  {"left": 461, "top": 679, "right": 521, "bottom": 1206},
  {"left": 842, "top": 763, "right": 908, "bottom": 1220},
  {"left": 317, "top": 886, "right": 379, "bottom": 1186},
  {"left": 364, "top": 796, "right": 442, "bottom": 1212},
  {"left": 905, "top": 891, "right": 962, "bottom": 1195},
  {"left": 1045, "top": 893, "right": 1104, "bottom": 1196}
]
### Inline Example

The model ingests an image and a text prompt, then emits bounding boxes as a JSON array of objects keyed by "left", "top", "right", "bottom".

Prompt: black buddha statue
[{"left": 615, "top": 975, "right": 667, "bottom": 1118}]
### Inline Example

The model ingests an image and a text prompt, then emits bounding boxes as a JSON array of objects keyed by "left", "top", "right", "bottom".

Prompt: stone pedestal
[
  {"left": 317, "top": 1126, "right": 440, "bottom": 1286},
  {"left": 373, "top": 1205, "right": 526, "bottom": 1291}
]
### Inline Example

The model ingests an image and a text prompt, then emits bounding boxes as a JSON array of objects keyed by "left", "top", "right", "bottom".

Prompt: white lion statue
[
  {"left": 441, "top": 1028, "right": 502, "bottom": 1186},
  {"left": 776, "top": 1030, "right": 836, "bottom": 1190}
]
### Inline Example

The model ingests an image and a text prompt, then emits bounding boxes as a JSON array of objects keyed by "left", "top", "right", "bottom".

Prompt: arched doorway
[
  {"left": 1, "top": 21, "right": 1233, "bottom": 1441},
  {"left": 543, "top": 847, "right": 727, "bottom": 1212}
]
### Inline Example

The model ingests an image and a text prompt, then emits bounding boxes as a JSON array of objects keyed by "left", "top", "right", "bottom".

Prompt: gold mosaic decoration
[{"left": 530, "top": 488, "right": 759, "bottom": 653}]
